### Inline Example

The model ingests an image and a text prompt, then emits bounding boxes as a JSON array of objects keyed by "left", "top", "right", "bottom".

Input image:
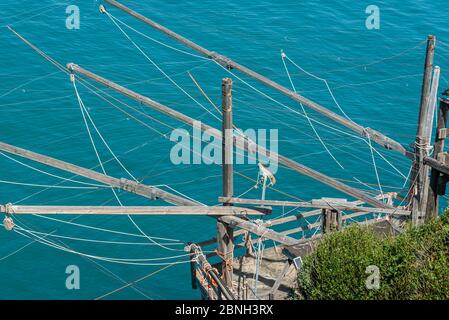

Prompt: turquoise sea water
[{"left": 0, "top": 0, "right": 448, "bottom": 299}]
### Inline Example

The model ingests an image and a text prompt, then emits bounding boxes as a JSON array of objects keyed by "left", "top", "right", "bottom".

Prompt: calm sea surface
[{"left": 0, "top": 0, "right": 448, "bottom": 299}]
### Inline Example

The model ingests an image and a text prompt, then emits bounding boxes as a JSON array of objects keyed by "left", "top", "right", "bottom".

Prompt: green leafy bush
[{"left": 298, "top": 213, "right": 449, "bottom": 300}]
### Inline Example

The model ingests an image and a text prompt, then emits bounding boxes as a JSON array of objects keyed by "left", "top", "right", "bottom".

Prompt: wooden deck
[{"left": 199, "top": 218, "right": 399, "bottom": 300}]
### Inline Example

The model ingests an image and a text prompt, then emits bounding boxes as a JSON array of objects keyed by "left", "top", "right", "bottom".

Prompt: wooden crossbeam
[
  {"left": 0, "top": 205, "right": 265, "bottom": 216},
  {"left": 218, "top": 197, "right": 410, "bottom": 216}
]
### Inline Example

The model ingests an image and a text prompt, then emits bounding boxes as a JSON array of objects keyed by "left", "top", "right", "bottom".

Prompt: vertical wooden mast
[{"left": 217, "top": 78, "right": 234, "bottom": 289}]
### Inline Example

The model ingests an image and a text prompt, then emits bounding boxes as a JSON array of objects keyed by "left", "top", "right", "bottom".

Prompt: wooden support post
[
  {"left": 188, "top": 244, "right": 235, "bottom": 300},
  {"left": 410, "top": 35, "right": 436, "bottom": 226},
  {"left": 427, "top": 97, "right": 449, "bottom": 219},
  {"left": 217, "top": 78, "right": 234, "bottom": 290},
  {"left": 321, "top": 208, "right": 341, "bottom": 233}
]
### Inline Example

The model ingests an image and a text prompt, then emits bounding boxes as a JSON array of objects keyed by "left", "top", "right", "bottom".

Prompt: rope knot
[{"left": 3, "top": 203, "right": 14, "bottom": 231}]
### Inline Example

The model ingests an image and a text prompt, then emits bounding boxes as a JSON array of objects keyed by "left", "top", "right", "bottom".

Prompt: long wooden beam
[
  {"left": 218, "top": 197, "right": 410, "bottom": 216},
  {"left": 67, "top": 63, "right": 391, "bottom": 209},
  {"left": 0, "top": 142, "right": 192, "bottom": 206},
  {"left": 0, "top": 205, "right": 265, "bottom": 216},
  {"left": 103, "top": 0, "right": 408, "bottom": 157}
]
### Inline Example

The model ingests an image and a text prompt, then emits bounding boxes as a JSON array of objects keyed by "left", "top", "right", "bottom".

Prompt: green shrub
[{"left": 298, "top": 213, "right": 449, "bottom": 300}]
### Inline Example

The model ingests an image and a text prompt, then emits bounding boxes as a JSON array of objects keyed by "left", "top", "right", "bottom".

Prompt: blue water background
[{"left": 0, "top": 0, "right": 448, "bottom": 299}]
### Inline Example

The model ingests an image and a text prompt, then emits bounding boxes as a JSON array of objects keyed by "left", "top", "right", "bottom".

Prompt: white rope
[
  {"left": 13, "top": 224, "right": 187, "bottom": 263},
  {"left": 213, "top": 60, "right": 366, "bottom": 142},
  {"left": 106, "top": 12, "right": 222, "bottom": 124},
  {"left": 251, "top": 229, "right": 266, "bottom": 299},
  {"left": 215, "top": 59, "right": 408, "bottom": 183}
]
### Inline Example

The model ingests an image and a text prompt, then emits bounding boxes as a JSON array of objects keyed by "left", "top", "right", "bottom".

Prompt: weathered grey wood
[
  {"left": 220, "top": 215, "right": 300, "bottom": 246},
  {"left": 0, "top": 205, "right": 265, "bottom": 216},
  {"left": 218, "top": 197, "right": 410, "bottom": 215},
  {"left": 0, "top": 141, "right": 192, "bottom": 206},
  {"left": 424, "top": 155, "right": 449, "bottom": 176},
  {"left": 218, "top": 78, "right": 234, "bottom": 289},
  {"left": 103, "top": 0, "right": 408, "bottom": 157},
  {"left": 68, "top": 63, "right": 391, "bottom": 209},
  {"left": 0, "top": 141, "right": 297, "bottom": 245},
  {"left": 410, "top": 35, "right": 436, "bottom": 225},
  {"left": 427, "top": 98, "right": 449, "bottom": 218}
]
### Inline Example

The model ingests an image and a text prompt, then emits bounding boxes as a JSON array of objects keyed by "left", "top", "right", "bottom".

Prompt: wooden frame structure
[{"left": 3, "top": 0, "right": 449, "bottom": 301}]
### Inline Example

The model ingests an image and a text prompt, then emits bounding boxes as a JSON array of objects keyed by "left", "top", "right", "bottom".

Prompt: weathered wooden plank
[{"left": 0, "top": 205, "right": 265, "bottom": 216}]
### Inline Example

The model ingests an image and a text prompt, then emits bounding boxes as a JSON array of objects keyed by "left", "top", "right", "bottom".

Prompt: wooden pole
[
  {"left": 217, "top": 78, "right": 234, "bottom": 289},
  {"left": 68, "top": 63, "right": 392, "bottom": 209},
  {"left": 410, "top": 35, "right": 436, "bottom": 226},
  {"left": 0, "top": 141, "right": 299, "bottom": 246},
  {"left": 102, "top": 0, "right": 408, "bottom": 157},
  {"left": 427, "top": 97, "right": 449, "bottom": 219}
]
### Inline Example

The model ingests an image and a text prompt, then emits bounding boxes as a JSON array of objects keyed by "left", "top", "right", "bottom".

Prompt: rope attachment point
[{"left": 99, "top": 5, "right": 107, "bottom": 14}]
